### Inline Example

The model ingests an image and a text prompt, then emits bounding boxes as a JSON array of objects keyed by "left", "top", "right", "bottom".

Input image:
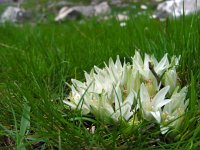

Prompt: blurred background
[{"left": 0, "top": 0, "right": 199, "bottom": 24}]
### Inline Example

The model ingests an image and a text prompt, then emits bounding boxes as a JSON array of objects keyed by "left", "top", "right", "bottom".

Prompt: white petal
[
  {"left": 133, "top": 51, "right": 143, "bottom": 67},
  {"left": 160, "top": 125, "right": 169, "bottom": 134},
  {"left": 105, "top": 68, "right": 115, "bottom": 83},
  {"left": 71, "top": 79, "right": 86, "bottom": 89},
  {"left": 132, "top": 51, "right": 144, "bottom": 73},
  {"left": 125, "top": 92, "right": 134, "bottom": 105},
  {"left": 142, "top": 111, "right": 152, "bottom": 121},
  {"left": 154, "top": 54, "right": 169, "bottom": 75},
  {"left": 151, "top": 111, "right": 161, "bottom": 123},
  {"left": 164, "top": 69, "right": 177, "bottom": 94},
  {"left": 184, "top": 99, "right": 189, "bottom": 109},
  {"left": 140, "top": 83, "right": 150, "bottom": 104},
  {"left": 153, "top": 86, "right": 170, "bottom": 107},
  {"left": 164, "top": 86, "right": 188, "bottom": 112},
  {"left": 123, "top": 111, "right": 133, "bottom": 121},
  {"left": 111, "top": 111, "right": 120, "bottom": 121},
  {"left": 156, "top": 99, "right": 171, "bottom": 109},
  {"left": 179, "top": 86, "right": 188, "bottom": 96},
  {"left": 114, "top": 85, "right": 122, "bottom": 111},
  {"left": 151, "top": 55, "right": 158, "bottom": 66},
  {"left": 115, "top": 55, "right": 123, "bottom": 71},
  {"left": 109, "top": 57, "right": 115, "bottom": 69},
  {"left": 63, "top": 100, "right": 76, "bottom": 109},
  {"left": 84, "top": 71, "right": 92, "bottom": 85},
  {"left": 104, "top": 102, "right": 115, "bottom": 115},
  {"left": 121, "top": 92, "right": 134, "bottom": 119},
  {"left": 144, "top": 53, "right": 151, "bottom": 70},
  {"left": 94, "top": 66, "right": 102, "bottom": 74},
  {"left": 121, "top": 63, "right": 128, "bottom": 85},
  {"left": 129, "top": 71, "right": 140, "bottom": 93}
]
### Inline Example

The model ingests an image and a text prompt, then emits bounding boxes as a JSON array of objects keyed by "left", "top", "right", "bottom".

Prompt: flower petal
[
  {"left": 140, "top": 83, "right": 150, "bottom": 104},
  {"left": 63, "top": 100, "right": 76, "bottom": 109},
  {"left": 160, "top": 125, "right": 169, "bottom": 134},
  {"left": 153, "top": 86, "right": 170, "bottom": 107},
  {"left": 156, "top": 99, "right": 171, "bottom": 110},
  {"left": 154, "top": 54, "right": 169, "bottom": 75},
  {"left": 114, "top": 85, "right": 122, "bottom": 111},
  {"left": 151, "top": 111, "right": 161, "bottom": 123}
]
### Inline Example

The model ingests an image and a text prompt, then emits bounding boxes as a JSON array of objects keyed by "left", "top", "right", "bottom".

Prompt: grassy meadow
[{"left": 0, "top": 12, "right": 200, "bottom": 149}]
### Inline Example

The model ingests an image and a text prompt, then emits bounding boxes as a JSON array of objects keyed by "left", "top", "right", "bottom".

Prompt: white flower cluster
[{"left": 64, "top": 51, "right": 189, "bottom": 134}]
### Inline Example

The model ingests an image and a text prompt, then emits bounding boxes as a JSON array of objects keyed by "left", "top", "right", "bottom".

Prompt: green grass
[{"left": 0, "top": 14, "right": 200, "bottom": 149}]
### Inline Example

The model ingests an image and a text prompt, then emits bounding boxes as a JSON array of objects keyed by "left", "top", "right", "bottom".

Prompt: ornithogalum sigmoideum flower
[{"left": 64, "top": 51, "right": 188, "bottom": 134}]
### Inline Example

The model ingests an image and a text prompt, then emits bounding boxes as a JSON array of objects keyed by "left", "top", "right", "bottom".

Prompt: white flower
[
  {"left": 163, "top": 68, "right": 178, "bottom": 95},
  {"left": 104, "top": 56, "right": 128, "bottom": 85},
  {"left": 132, "top": 51, "right": 170, "bottom": 97},
  {"left": 64, "top": 51, "right": 188, "bottom": 135},
  {"left": 88, "top": 84, "right": 136, "bottom": 122},
  {"left": 132, "top": 51, "right": 151, "bottom": 80},
  {"left": 162, "top": 55, "right": 180, "bottom": 95},
  {"left": 132, "top": 52, "right": 157, "bottom": 96},
  {"left": 63, "top": 84, "right": 90, "bottom": 115},
  {"left": 112, "top": 84, "right": 136, "bottom": 121},
  {"left": 132, "top": 51, "right": 169, "bottom": 79},
  {"left": 140, "top": 83, "right": 171, "bottom": 123},
  {"left": 150, "top": 54, "right": 169, "bottom": 76},
  {"left": 126, "top": 69, "right": 141, "bottom": 94},
  {"left": 161, "top": 87, "right": 188, "bottom": 134},
  {"left": 87, "top": 92, "right": 115, "bottom": 122}
]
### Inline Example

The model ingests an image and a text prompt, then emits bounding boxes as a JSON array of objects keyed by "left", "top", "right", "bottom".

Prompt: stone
[
  {"left": 55, "top": 2, "right": 111, "bottom": 21},
  {"left": 1, "top": 6, "right": 27, "bottom": 23},
  {"left": 55, "top": 6, "right": 95, "bottom": 21},
  {"left": 75, "top": 6, "right": 95, "bottom": 17},
  {"left": 94, "top": 2, "right": 111, "bottom": 16},
  {"left": 153, "top": 0, "right": 200, "bottom": 19}
]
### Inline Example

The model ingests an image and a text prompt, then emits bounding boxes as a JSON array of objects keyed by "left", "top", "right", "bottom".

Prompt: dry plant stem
[{"left": 148, "top": 62, "right": 164, "bottom": 88}]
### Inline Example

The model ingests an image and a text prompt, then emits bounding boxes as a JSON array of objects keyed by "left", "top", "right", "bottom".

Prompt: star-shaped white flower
[
  {"left": 140, "top": 83, "right": 171, "bottom": 123},
  {"left": 160, "top": 86, "right": 188, "bottom": 134}
]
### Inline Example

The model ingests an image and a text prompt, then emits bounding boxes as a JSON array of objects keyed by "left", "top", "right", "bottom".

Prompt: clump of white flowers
[{"left": 64, "top": 51, "right": 189, "bottom": 134}]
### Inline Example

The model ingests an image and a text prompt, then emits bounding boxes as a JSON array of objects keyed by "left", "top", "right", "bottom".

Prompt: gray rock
[
  {"left": 55, "top": 6, "right": 95, "bottom": 21},
  {"left": 75, "top": 6, "right": 95, "bottom": 17},
  {"left": 1, "top": 6, "right": 27, "bottom": 23},
  {"left": 55, "top": 2, "right": 111, "bottom": 21},
  {"left": 94, "top": 2, "right": 111, "bottom": 16},
  {"left": 154, "top": 0, "right": 200, "bottom": 19}
]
